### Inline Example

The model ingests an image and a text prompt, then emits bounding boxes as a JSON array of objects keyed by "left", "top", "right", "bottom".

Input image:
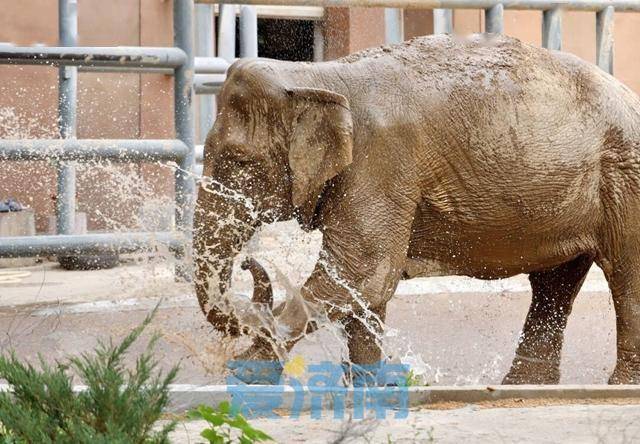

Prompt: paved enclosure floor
[
  {"left": 0, "top": 222, "right": 631, "bottom": 442},
  {"left": 0, "top": 260, "right": 616, "bottom": 385},
  {"left": 0, "top": 221, "right": 619, "bottom": 385},
  {"left": 168, "top": 403, "right": 640, "bottom": 443}
]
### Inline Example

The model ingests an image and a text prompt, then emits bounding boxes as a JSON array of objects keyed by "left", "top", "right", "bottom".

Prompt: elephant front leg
[
  {"left": 503, "top": 254, "right": 593, "bottom": 384},
  {"left": 233, "top": 193, "right": 416, "bottom": 384},
  {"left": 342, "top": 305, "right": 388, "bottom": 386}
]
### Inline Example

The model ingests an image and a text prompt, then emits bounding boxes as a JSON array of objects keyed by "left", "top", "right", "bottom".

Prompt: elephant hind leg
[
  {"left": 600, "top": 233, "right": 640, "bottom": 384},
  {"left": 503, "top": 254, "right": 594, "bottom": 385}
]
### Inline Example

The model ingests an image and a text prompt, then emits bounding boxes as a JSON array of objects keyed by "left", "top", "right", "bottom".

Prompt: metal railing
[
  {"left": 0, "top": 0, "right": 635, "bottom": 275},
  {"left": 0, "top": 0, "right": 195, "bottom": 278}
]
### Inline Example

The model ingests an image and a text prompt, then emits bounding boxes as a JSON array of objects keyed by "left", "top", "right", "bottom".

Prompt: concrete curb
[{"left": 3, "top": 383, "right": 639, "bottom": 413}]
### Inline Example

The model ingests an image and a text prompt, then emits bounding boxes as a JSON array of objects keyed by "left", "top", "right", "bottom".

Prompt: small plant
[
  {"left": 400, "top": 369, "right": 427, "bottom": 387},
  {"left": 0, "top": 306, "right": 178, "bottom": 443},
  {"left": 188, "top": 401, "right": 273, "bottom": 444}
]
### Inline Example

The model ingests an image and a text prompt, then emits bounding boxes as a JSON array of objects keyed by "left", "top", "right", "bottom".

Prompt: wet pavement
[{"left": 0, "top": 260, "right": 616, "bottom": 386}]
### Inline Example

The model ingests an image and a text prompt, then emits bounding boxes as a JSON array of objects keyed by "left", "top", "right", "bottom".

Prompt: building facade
[{"left": 1, "top": 1, "right": 639, "bottom": 233}]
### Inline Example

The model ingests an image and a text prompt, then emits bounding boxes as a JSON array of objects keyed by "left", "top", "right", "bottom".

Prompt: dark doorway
[{"left": 257, "top": 19, "right": 315, "bottom": 62}]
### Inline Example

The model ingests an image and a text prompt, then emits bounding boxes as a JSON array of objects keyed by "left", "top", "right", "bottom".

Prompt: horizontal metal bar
[
  {"left": 206, "top": 4, "right": 325, "bottom": 20},
  {"left": 195, "top": 0, "right": 640, "bottom": 12},
  {"left": 0, "top": 232, "right": 184, "bottom": 258},
  {"left": 76, "top": 58, "right": 229, "bottom": 76},
  {"left": 0, "top": 139, "right": 188, "bottom": 162},
  {"left": 78, "top": 66, "right": 174, "bottom": 74},
  {"left": 0, "top": 45, "right": 187, "bottom": 69},
  {"left": 194, "top": 74, "right": 226, "bottom": 94},
  {"left": 195, "top": 56, "right": 231, "bottom": 74}
]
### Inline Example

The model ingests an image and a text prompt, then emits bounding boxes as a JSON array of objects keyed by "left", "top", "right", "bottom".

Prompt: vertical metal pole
[
  {"left": 485, "top": 4, "right": 504, "bottom": 34},
  {"left": 196, "top": 4, "right": 215, "bottom": 143},
  {"left": 542, "top": 8, "right": 562, "bottom": 50},
  {"left": 596, "top": 6, "right": 614, "bottom": 74},
  {"left": 313, "top": 22, "right": 324, "bottom": 62},
  {"left": 239, "top": 5, "right": 258, "bottom": 58},
  {"left": 384, "top": 8, "right": 404, "bottom": 44},
  {"left": 174, "top": 0, "right": 195, "bottom": 280},
  {"left": 57, "top": 0, "right": 77, "bottom": 236},
  {"left": 433, "top": 9, "right": 453, "bottom": 35},
  {"left": 218, "top": 4, "right": 236, "bottom": 62}
]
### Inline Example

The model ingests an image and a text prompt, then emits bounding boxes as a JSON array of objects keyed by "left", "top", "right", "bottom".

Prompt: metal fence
[
  {"left": 0, "top": 0, "right": 195, "bottom": 278},
  {"left": 0, "top": 0, "right": 636, "bottom": 275}
]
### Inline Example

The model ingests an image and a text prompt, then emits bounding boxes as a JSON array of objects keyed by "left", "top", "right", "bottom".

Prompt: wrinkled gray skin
[{"left": 194, "top": 33, "right": 640, "bottom": 385}]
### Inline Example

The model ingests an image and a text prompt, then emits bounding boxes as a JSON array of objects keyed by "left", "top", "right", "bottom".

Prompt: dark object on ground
[
  {"left": 58, "top": 253, "right": 120, "bottom": 270},
  {"left": 0, "top": 198, "right": 24, "bottom": 212}
]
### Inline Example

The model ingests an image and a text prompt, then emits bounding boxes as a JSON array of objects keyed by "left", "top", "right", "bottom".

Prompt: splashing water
[
  {"left": 184, "top": 160, "right": 436, "bottom": 384},
  {"left": 3, "top": 104, "right": 591, "bottom": 386}
]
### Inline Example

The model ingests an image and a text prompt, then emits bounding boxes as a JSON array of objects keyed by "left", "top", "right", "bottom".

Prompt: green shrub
[
  {"left": 188, "top": 402, "right": 273, "bottom": 444},
  {"left": 0, "top": 307, "right": 178, "bottom": 444}
]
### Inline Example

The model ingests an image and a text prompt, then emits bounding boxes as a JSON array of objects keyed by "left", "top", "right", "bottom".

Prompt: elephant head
[{"left": 193, "top": 60, "right": 353, "bottom": 341}]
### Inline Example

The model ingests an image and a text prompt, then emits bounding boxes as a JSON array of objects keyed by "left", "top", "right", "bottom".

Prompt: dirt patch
[{"left": 420, "top": 396, "right": 640, "bottom": 410}]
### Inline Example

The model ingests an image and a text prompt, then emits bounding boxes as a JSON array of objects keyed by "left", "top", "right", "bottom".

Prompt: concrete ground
[
  {"left": 1, "top": 221, "right": 632, "bottom": 442},
  {"left": 0, "top": 260, "right": 616, "bottom": 385},
  {"left": 168, "top": 402, "right": 640, "bottom": 443},
  {"left": 0, "top": 233, "right": 616, "bottom": 385}
]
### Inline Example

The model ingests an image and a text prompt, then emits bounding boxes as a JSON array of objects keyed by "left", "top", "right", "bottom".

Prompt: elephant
[{"left": 193, "top": 32, "right": 640, "bottom": 385}]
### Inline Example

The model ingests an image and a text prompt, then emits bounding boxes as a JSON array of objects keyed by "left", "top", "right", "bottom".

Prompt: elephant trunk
[
  {"left": 194, "top": 195, "right": 257, "bottom": 337},
  {"left": 241, "top": 258, "right": 274, "bottom": 309}
]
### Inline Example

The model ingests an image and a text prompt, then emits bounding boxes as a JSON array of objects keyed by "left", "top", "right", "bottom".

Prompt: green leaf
[
  {"left": 217, "top": 401, "right": 231, "bottom": 415},
  {"left": 200, "top": 428, "right": 224, "bottom": 444}
]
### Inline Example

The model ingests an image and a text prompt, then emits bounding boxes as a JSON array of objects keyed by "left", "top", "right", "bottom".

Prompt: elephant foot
[
  {"left": 342, "top": 361, "right": 409, "bottom": 387},
  {"left": 609, "top": 350, "right": 640, "bottom": 384},
  {"left": 342, "top": 361, "right": 382, "bottom": 387},
  {"left": 502, "top": 354, "right": 560, "bottom": 385},
  {"left": 228, "top": 336, "right": 283, "bottom": 385}
]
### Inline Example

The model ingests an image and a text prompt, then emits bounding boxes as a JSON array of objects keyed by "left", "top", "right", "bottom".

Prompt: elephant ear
[{"left": 286, "top": 87, "right": 353, "bottom": 228}]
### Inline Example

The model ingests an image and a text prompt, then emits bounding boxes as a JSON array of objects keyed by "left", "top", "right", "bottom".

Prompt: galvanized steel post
[
  {"left": 384, "top": 8, "right": 404, "bottom": 44},
  {"left": 433, "top": 9, "right": 453, "bottom": 34},
  {"left": 57, "top": 0, "right": 77, "bottom": 236},
  {"left": 174, "top": 0, "right": 196, "bottom": 279},
  {"left": 542, "top": 7, "right": 562, "bottom": 50},
  {"left": 196, "top": 3, "right": 215, "bottom": 143},
  {"left": 485, "top": 3, "right": 504, "bottom": 33},
  {"left": 313, "top": 23, "right": 324, "bottom": 62},
  {"left": 218, "top": 4, "right": 237, "bottom": 61},
  {"left": 596, "top": 5, "right": 614, "bottom": 74},
  {"left": 239, "top": 6, "right": 259, "bottom": 57}
]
